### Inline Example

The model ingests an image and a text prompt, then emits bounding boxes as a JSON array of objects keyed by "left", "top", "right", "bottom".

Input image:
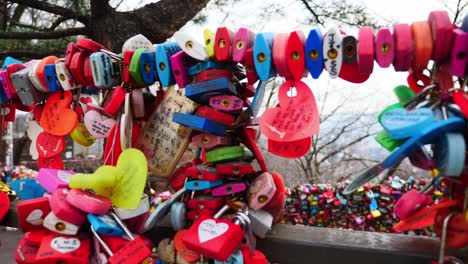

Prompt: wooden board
[{"left": 134, "top": 86, "right": 197, "bottom": 177}]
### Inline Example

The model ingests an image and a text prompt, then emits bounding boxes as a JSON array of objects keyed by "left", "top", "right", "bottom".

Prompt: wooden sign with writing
[{"left": 134, "top": 86, "right": 197, "bottom": 177}]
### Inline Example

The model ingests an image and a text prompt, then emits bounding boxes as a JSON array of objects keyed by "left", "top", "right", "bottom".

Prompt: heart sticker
[
  {"left": 50, "top": 237, "right": 81, "bottom": 254},
  {"left": 36, "top": 131, "right": 65, "bottom": 158},
  {"left": 198, "top": 219, "right": 229, "bottom": 243},
  {"left": 84, "top": 110, "right": 116, "bottom": 139},
  {"left": 27, "top": 120, "right": 43, "bottom": 160},
  {"left": 381, "top": 107, "right": 434, "bottom": 140},
  {"left": 40, "top": 91, "right": 78, "bottom": 136},
  {"left": 260, "top": 80, "right": 319, "bottom": 142},
  {"left": 26, "top": 209, "right": 44, "bottom": 225}
]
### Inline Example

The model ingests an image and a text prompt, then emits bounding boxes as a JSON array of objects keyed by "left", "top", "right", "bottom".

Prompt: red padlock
[
  {"left": 17, "top": 197, "right": 51, "bottom": 232},
  {"left": 15, "top": 236, "right": 39, "bottom": 264},
  {"left": 35, "top": 234, "right": 91, "bottom": 264}
]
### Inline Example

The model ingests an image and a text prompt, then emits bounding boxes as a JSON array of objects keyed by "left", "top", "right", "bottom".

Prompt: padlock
[
  {"left": 182, "top": 210, "right": 249, "bottom": 261},
  {"left": 55, "top": 61, "right": 82, "bottom": 91},
  {"left": 10, "top": 178, "right": 47, "bottom": 200},
  {"left": 186, "top": 209, "right": 217, "bottom": 221},
  {"left": 172, "top": 112, "right": 226, "bottom": 136},
  {"left": 214, "top": 250, "right": 243, "bottom": 264},
  {"left": 185, "top": 77, "right": 236, "bottom": 104},
  {"left": 174, "top": 31, "right": 209, "bottom": 61},
  {"left": 66, "top": 189, "right": 112, "bottom": 215},
  {"left": 322, "top": 26, "right": 342, "bottom": 78},
  {"left": 64, "top": 42, "right": 79, "bottom": 68},
  {"left": 449, "top": 29, "right": 468, "bottom": 78},
  {"left": 43, "top": 211, "right": 81, "bottom": 235},
  {"left": 248, "top": 209, "right": 273, "bottom": 238},
  {"left": 36, "top": 168, "right": 75, "bottom": 193},
  {"left": 217, "top": 162, "right": 255, "bottom": 176},
  {"left": 15, "top": 235, "right": 39, "bottom": 264},
  {"left": 49, "top": 188, "right": 87, "bottom": 225},
  {"left": 77, "top": 37, "right": 107, "bottom": 52},
  {"left": 102, "top": 86, "right": 126, "bottom": 117},
  {"left": 171, "top": 201, "right": 187, "bottom": 231},
  {"left": 35, "top": 233, "right": 91, "bottom": 264},
  {"left": 375, "top": 27, "right": 394, "bottom": 68},
  {"left": 232, "top": 27, "right": 255, "bottom": 63},
  {"left": 205, "top": 146, "right": 245, "bottom": 163},
  {"left": 90, "top": 51, "right": 115, "bottom": 89},
  {"left": 188, "top": 60, "right": 225, "bottom": 76},
  {"left": 185, "top": 180, "right": 223, "bottom": 191},
  {"left": 247, "top": 172, "right": 277, "bottom": 210},
  {"left": 209, "top": 95, "right": 244, "bottom": 113},
  {"left": 196, "top": 106, "right": 236, "bottom": 127},
  {"left": 69, "top": 51, "right": 89, "bottom": 86},
  {"left": 212, "top": 182, "right": 247, "bottom": 196},
  {"left": 187, "top": 195, "right": 225, "bottom": 210},
  {"left": 88, "top": 213, "right": 125, "bottom": 237},
  {"left": 114, "top": 193, "right": 150, "bottom": 220},
  {"left": 191, "top": 133, "right": 233, "bottom": 149},
  {"left": 17, "top": 197, "right": 51, "bottom": 232},
  {"left": 305, "top": 28, "right": 323, "bottom": 79},
  {"left": 92, "top": 212, "right": 152, "bottom": 263},
  {"left": 393, "top": 23, "right": 413, "bottom": 72},
  {"left": 129, "top": 48, "right": 149, "bottom": 87},
  {"left": 139, "top": 50, "right": 158, "bottom": 85},
  {"left": 170, "top": 51, "right": 192, "bottom": 88},
  {"left": 24, "top": 229, "right": 54, "bottom": 246},
  {"left": 156, "top": 42, "right": 181, "bottom": 87},
  {"left": 10, "top": 67, "right": 45, "bottom": 106},
  {"left": 186, "top": 164, "right": 223, "bottom": 182},
  {"left": 357, "top": 26, "right": 374, "bottom": 74}
]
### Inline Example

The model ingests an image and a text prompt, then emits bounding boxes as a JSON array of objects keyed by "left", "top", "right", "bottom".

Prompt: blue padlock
[
  {"left": 214, "top": 250, "right": 243, "bottom": 264},
  {"left": 2, "top": 56, "right": 22, "bottom": 70},
  {"left": 187, "top": 60, "right": 225, "bottom": 76},
  {"left": 253, "top": 32, "right": 276, "bottom": 81},
  {"left": 305, "top": 28, "right": 324, "bottom": 79},
  {"left": 140, "top": 51, "right": 157, "bottom": 84},
  {"left": 155, "top": 42, "right": 181, "bottom": 87},
  {"left": 90, "top": 52, "right": 114, "bottom": 89},
  {"left": 369, "top": 199, "right": 378, "bottom": 211},
  {"left": 87, "top": 213, "right": 125, "bottom": 237},
  {"left": 185, "top": 180, "right": 223, "bottom": 191},
  {"left": 9, "top": 178, "right": 47, "bottom": 200},
  {"left": 185, "top": 77, "right": 236, "bottom": 104},
  {"left": 44, "top": 64, "right": 63, "bottom": 92},
  {"left": 172, "top": 112, "right": 225, "bottom": 136}
]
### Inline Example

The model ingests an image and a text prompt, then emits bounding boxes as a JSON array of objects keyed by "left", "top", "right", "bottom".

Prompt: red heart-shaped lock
[
  {"left": 40, "top": 91, "right": 78, "bottom": 136},
  {"left": 260, "top": 80, "right": 319, "bottom": 142},
  {"left": 240, "top": 246, "right": 268, "bottom": 264},
  {"left": 174, "top": 229, "right": 201, "bottom": 263},
  {"left": 36, "top": 131, "right": 65, "bottom": 158}
]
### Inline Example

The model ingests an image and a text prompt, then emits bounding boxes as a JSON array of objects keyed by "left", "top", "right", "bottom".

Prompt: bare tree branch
[
  {"left": 7, "top": 0, "right": 88, "bottom": 23},
  {"left": 299, "top": 0, "right": 322, "bottom": 24},
  {"left": 0, "top": 27, "right": 87, "bottom": 39},
  {"left": 49, "top": 16, "right": 71, "bottom": 30},
  {"left": 319, "top": 131, "right": 374, "bottom": 164}
]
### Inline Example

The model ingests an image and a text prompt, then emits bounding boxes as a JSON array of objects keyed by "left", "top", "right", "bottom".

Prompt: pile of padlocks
[
  {"left": 0, "top": 8, "right": 465, "bottom": 264},
  {"left": 282, "top": 176, "right": 447, "bottom": 235}
]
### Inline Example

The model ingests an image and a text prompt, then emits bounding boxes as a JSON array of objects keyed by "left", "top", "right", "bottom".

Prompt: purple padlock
[
  {"left": 393, "top": 189, "right": 433, "bottom": 220},
  {"left": 170, "top": 51, "right": 192, "bottom": 88},
  {"left": 211, "top": 183, "right": 246, "bottom": 196},
  {"left": 36, "top": 168, "right": 75, "bottom": 193}
]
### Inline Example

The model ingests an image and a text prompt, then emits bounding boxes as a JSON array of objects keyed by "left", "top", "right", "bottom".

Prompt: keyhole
[
  {"left": 55, "top": 222, "right": 66, "bottom": 231},
  {"left": 174, "top": 69, "right": 180, "bottom": 76},
  {"left": 287, "top": 87, "right": 297, "bottom": 97},
  {"left": 198, "top": 172, "right": 203, "bottom": 179},
  {"left": 344, "top": 44, "right": 355, "bottom": 58},
  {"left": 327, "top": 48, "right": 338, "bottom": 59},
  {"left": 226, "top": 186, "right": 232, "bottom": 193},
  {"left": 199, "top": 202, "right": 204, "bottom": 209},
  {"left": 59, "top": 73, "right": 66, "bottom": 81},
  {"left": 233, "top": 167, "right": 240, "bottom": 174},
  {"left": 457, "top": 52, "right": 466, "bottom": 60},
  {"left": 144, "top": 63, "right": 151, "bottom": 73},
  {"left": 218, "top": 39, "right": 226, "bottom": 48},
  {"left": 185, "top": 41, "right": 193, "bottom": 49},
  {"left": 381, "top": 43, "right": 390, "bottom": 54},
  {"left": 236, "top": 41, "right": 244, "bottom": 49},
  {"left": 290, "top": 51, "right": 301, "bottom": 61},
  {"left": 194, "top": 182, "right": 199, "bottom": 188},
  {"left": 202, "top": 136, "right": 209, "bottom": 145},
  {"left": 258, "top": 195, "right": 268, "bottom": 203},
  {"left": 47, "top": 75, "right": 53, "bottom": 82},
  {"left": 309, "top": 49, "right": 319, "bottom": 60},
  {"left": 159, "top": 62, "right": 166, "bottom": 71},
  {"left": 257, "top": 53, "right": 266, "bottom": 63},
  {"left": 222, "top": 98, "right": 231, "bottom": 107},
  {"left": 206, "top": 38, "right": 211, "bottom": 45}
]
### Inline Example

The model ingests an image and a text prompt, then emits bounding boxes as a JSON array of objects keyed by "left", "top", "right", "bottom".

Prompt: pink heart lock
[
  {"left": 84, "top": 110, "right": 116, "bottom": 139},
  {"left": 65, "top": 189, "right": 112, "bottom": 215},
  {"left": 393, "top": 189, "right": 433, "bottom": 220},
  {"left": 49, "top": 188, "right": 87, "bottom": 225},
  {"left": 36, "top": 169, "right": 76, "bottom": 193}
]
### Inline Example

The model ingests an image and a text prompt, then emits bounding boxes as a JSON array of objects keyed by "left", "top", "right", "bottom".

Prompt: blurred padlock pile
[
  {"left": 282, "top": 176, "right": 447, "bottom": 236},
  {"left": 0, "top": 7, "right": 465, "bottom": 264}
]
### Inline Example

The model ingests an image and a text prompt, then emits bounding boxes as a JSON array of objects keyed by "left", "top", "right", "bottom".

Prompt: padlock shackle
[
  {"left": 90, "top": 226, "right": 114, "bottom": 257},
  {"left": 110, "top": 211, "right": 135, "bottom": 240},
  {"left": 438, "top": 212, "right": 456, "bottom": 263}
]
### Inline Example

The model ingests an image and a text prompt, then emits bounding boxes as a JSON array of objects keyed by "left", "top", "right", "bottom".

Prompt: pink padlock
[
  {"left": 232, "top": 27, "right": 255, "bottom": 62},
  {"left": 209, "top": 95, "right": 244, "bottom": 112},
  {"left": 65, "top": 189, "right": 112, "bottom": 215},
  {"left": 375, "top": 28, "right": 394, "bottom": 68},
  {"left": 393, "top": 189, "right": 433, "bottom": 220},
  {"left": 357, "top": 26, "right": 374, "bottom": 74},
  {"left": 170, "top": 51, "right": 192, "bottom": 88},
  {"left": 211, "top": 183, "right": 246, "bottom": 196},
  {"left": 36, "top": 168, "right": 75, "bottom": 193},
  {"left": 49, "top": 188, "right": 87, "bottom": 225},
  {"left": 450, "top": 29, "right": 468, "bottom": 78},
  {"left": 248, "top": 172, "right": 277, "bottom": 210}
]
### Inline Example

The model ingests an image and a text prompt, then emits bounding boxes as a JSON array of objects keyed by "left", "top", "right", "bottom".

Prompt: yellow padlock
[
  {"left": 371, "top": 209, "right": 382, "bottom": 218},
  {"left": 204, "top": 28, "right": 215, "bottom": 59},
  {"left": 70, "top": 122, "right": 96, "bottom": 147}
]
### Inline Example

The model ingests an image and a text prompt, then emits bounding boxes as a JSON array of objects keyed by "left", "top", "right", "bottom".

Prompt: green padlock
[
  {"left": 374, "top": 130, "right": 404, "bottom": 152},
  {"left": 377, "top": 102, "right": 403, "bottom": 124},
  {"left": 205, "top": 146, "right": 245, "bottom": 163},
  {"left": 129, "top": 48, "right": 148, "bottom": 87},
  {"left": 393, "top": 85, "right": 415, "bottom": 104}
]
